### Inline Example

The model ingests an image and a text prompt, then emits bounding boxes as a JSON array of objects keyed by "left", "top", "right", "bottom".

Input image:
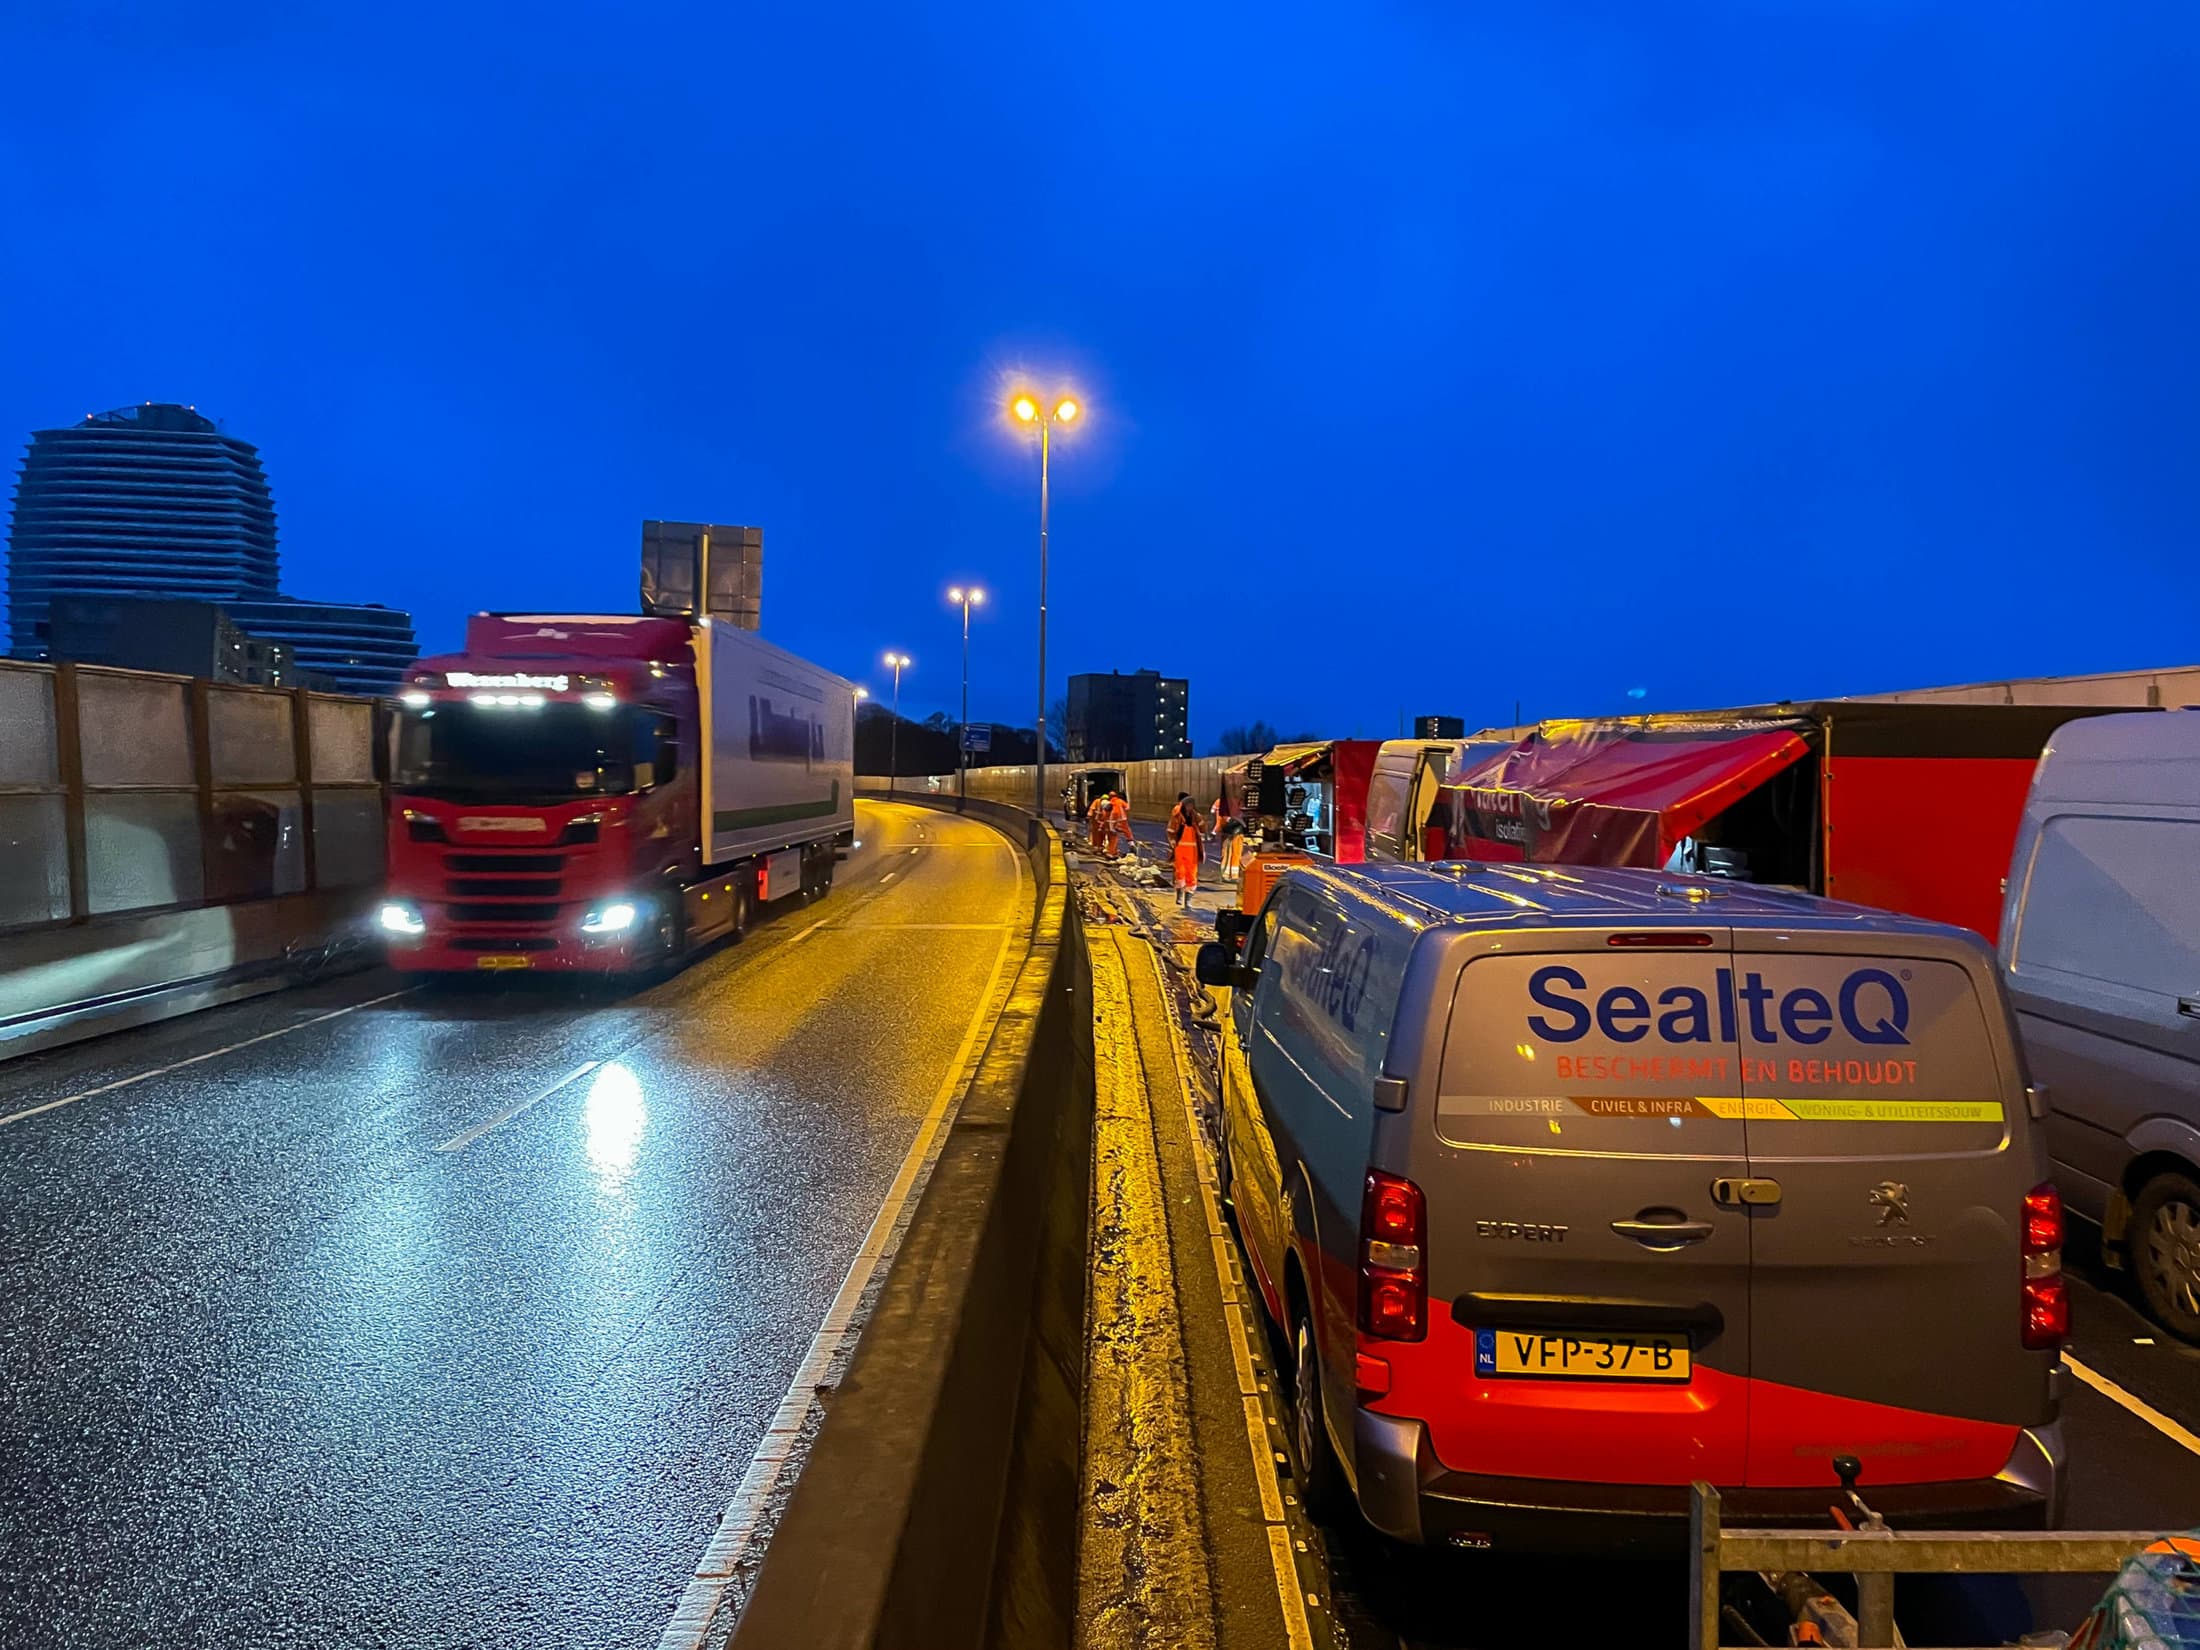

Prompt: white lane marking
[
  {"left": 2067, "top": 1354, "right": 2200, "bottom": 1458},
  {"left": 878, "top": 871, "right": 896, "bottom": 885},
  {"left": 785, "top": 919, "right": 828, "bottom": 945},
  {"left": 0, "top": 989, "right": 414, "bottom": 1130},
  {"left": 655, "top": 844, "right": 1028, "bottom": 1650},
  {"left": 435, "top": 1061, "right": 602, "bottom": 1153}
]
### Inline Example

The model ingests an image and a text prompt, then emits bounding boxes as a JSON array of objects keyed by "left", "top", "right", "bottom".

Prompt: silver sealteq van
[
  {"left": 1200, "top": 861, "right": 2066, "bottom": 1552},
  {"left": 2000, "top": 709, "right": 2200, "bottom": 1339}
]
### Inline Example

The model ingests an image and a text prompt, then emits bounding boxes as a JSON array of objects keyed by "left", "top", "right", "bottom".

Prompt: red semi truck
[{"left": 381, "top": 612, "right": 854, "bottom": 975}]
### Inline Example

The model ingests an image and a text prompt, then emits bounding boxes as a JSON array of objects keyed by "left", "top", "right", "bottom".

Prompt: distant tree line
[
  {"left": 855, "top": 703, "right": 1060, "bottom": 775},
  {"left": 1208, "top": 720, "right": 1320, "bottom": 757}
]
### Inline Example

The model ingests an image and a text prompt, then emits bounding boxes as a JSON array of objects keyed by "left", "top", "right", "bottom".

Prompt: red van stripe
[
  {"left": 1742, "top": 1373, "right": 2018, "bottom": 1487},
  {"left": 1369, "top": 1315, "right": 2017, "bottom": 1489}
]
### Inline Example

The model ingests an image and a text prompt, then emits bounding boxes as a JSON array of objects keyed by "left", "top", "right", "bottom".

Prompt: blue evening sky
[{"left": 4, "top": 2, "right": 2195, "bottom": 743}]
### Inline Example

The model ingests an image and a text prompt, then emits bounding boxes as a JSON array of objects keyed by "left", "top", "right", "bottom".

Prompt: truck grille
[
  {"left": 449, "top": 936, "right": 559, "bottom": 953},
  {"left": 446, "top": 876, "right": 562, "bottom": 898},
  {"left": 447, "top": 852, "right": 565, "bottom": 873},
  {"left": 445, "top": 902, "right": 562, "bottom": 925}
]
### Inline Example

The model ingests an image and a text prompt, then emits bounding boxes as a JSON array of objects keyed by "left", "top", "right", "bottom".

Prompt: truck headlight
[
  {"left": 379, "top": 902, "right": 427, "bottom": 936},
  {"left": 581, "top": 901, "right": 639, "bottom": 934}
]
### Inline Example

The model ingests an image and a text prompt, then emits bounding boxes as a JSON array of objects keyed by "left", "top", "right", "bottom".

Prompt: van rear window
[
  {"left": 1437, "top": 954, "right": 1748, "bottom": 1156},
  {"left": 1437, "top": 952, "right": 2010, "bottom": 1154},
  {"left": 1734, "top": 955, "right": 2009, "bottom": 1148}
]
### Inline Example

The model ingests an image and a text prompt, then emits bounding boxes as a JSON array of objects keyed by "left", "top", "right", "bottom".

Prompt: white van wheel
[
  {"left": 2133, "top": 1171, "right": 2200, "bottom": 1342},
  {"left": 1291, "top": 1312, "right": 1345, "bottom": 1519}
]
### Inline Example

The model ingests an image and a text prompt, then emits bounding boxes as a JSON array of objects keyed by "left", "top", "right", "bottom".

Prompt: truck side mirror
[{"left": 1195, "top": 942, "right": 1245, "bottom": 989}]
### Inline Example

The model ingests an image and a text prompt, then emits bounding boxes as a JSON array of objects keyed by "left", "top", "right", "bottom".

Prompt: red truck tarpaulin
[{"left": 1447, "top": 719, "right": 1811, "bottom": 867}]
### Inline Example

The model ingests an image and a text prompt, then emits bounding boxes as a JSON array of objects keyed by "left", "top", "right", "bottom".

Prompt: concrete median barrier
[{"left": 728, "top": 795, "right": 1092, "bottom": 1649}]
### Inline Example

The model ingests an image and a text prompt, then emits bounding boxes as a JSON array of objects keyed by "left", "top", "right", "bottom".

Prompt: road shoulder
[{"left": 1076, "top": 884, "right": 1327, "bottom": 1650}]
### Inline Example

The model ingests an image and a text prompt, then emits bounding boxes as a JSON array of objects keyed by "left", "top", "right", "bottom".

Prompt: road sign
[
  {"left": 962, "top": 724, "right": 992, "bottom": 754},
  {"left": 1415, "top": 715, "right": 1466, "bottom": 740}
]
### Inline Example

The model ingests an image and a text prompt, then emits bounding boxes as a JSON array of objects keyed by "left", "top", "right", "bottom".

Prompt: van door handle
[
  {"left": 1710, "top": 1177, "right": 1782, "bottom": 1208},
  {"left": 2179, "top": 996, "right": 2200, "bottom": 1020},
  {"left": 1610, "top": 1219, "right": 1715, "bottom": 1247}
]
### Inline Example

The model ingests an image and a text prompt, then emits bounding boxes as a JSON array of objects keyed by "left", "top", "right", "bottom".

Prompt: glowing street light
[
  {"left": 948, "top": 586, "right": 986, "bottom": 806},
  {"left": 883, "top": 652, "right": 911, "bottom": 794},
  {"left": 1007, "top": 388, "right": 1082, "bottom": 818}
]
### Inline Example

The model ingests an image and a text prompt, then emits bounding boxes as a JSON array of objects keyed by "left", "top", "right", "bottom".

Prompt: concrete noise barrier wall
[
  {"left": 0, "top": 659, "right": 387, "bottom": 1060},
  {"left": 861, "top": 752, "right": 1246, "bottom": 823},
  {"left": 729, "top": 794, "right": 1093, "bottom": 1648}
]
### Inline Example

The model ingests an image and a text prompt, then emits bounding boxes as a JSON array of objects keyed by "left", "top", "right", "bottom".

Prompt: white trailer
[{"left": 694, "top": 619, "right": 856, "bottom": 869}]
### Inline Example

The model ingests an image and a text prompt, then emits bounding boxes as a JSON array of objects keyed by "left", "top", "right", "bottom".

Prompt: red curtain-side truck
[{"left": 381, "top": 612, "right": 855, "bottom": 976}]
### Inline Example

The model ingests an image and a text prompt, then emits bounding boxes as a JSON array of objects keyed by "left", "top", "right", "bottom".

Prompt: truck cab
[{"left": 383, "top": 616, "right": 710, "bottom": 973}]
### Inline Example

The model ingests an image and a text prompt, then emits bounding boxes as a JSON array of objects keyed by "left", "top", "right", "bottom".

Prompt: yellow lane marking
[
  {"left": 1081, "top": 932, "right": 1217, "bottom": 1650},
  {"left": 2067, "top": 1355, "right": 2200, "bottom": 1459},
  {"left": 1137, "top": 929, "right": 1317, "bottom": 1650}
]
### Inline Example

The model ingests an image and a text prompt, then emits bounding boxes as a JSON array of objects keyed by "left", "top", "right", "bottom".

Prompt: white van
[{"left": 1999, "top": 710, "right": 2200, "bottom": 1338}]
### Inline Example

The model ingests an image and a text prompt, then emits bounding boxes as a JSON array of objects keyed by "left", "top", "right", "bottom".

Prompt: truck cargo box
[{"left": 696, "top": 620, "right": 855, "bottom": 865}]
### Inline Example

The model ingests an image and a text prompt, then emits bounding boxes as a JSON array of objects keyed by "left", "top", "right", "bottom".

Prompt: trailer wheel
[{"left": 729, "top": 881, "right": 753, "bottom": 941}]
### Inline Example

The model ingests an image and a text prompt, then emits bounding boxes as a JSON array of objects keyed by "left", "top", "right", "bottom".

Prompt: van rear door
[
  {"left": 1732, "top": 935, "right": 2044, "bottom": 1489},
  {"left": 1421, "top": 932, "right": 1750, "bottom": 1487}
]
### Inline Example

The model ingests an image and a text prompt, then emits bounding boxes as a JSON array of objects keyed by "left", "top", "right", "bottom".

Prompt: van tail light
[
  {"left": 1359, "top": 1170, "right": 1427, "bottom": 1342},
  {"left": 2021, "top": 1183, "right": 2068, "bottom": 1350}
]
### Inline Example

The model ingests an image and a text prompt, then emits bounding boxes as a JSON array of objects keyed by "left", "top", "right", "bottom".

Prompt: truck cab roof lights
[{"left": 447, "top": 671, "right": 570, "bottom": 691}]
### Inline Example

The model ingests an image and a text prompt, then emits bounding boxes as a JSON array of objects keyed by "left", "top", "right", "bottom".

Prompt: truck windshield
[{"left": 395, "top": 703, "right": 641, "bottom": 803}]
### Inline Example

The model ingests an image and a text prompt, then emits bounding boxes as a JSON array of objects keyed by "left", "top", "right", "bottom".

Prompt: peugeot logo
[{"left": 1868, "top": 1181, "right": 1910, "bottom": 1227}]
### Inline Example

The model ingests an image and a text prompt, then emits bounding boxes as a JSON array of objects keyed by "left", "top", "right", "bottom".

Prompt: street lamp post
[
  {"left": 882, "top": 652, "right": 910, "bottom": 794},
  {"left": 1010, "top": 391, "right": 1080, "bottom": 822},
  {"left": 947, "top": 586, "right": 985, "bottom": 808}
]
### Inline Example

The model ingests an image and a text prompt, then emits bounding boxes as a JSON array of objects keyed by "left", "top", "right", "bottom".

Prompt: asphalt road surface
[{"left": 0, "top": 801, "right": 1025, "bottom": 1650}]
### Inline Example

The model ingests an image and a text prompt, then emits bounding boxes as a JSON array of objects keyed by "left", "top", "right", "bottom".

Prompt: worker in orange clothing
[
  {"left": 1169, "top": 791, "right": 1204, "bottom": 909},
  {"left": 1109, "top": 791, "right": 1132, "bottom": 860},
  {"left": 1086, "top": 794, "right": 1108, "bottom": 854}
]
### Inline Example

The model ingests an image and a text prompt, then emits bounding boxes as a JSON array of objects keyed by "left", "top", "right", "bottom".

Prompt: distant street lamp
[
  {"left": 882, "top": 652, "right": 911, "bottom": 794},
  {"left": 947, "top": 585, "right": 985, "bottom": 807},
  {"left": 1009, "top": 390, "right": 1080, "bottom": 820}
]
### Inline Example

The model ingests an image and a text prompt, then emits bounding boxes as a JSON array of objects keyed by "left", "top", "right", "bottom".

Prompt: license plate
[
  {"left": 474, "top": 955, "right": 533, "bottom": 971},
  {"left": 1474, "top": 1328, "right": 1691, "bottom": 1382}
]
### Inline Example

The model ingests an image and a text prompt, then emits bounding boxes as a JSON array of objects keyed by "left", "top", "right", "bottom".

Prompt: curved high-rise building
[
  {"left": 7, "top": 404, "right": 280, "bottom": 657},
  {"left": 8, "top": 402, "right": 418, "bottom": 695},
  {"left": 224, "top": 598, "right": 419, "bottom": 698}
]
